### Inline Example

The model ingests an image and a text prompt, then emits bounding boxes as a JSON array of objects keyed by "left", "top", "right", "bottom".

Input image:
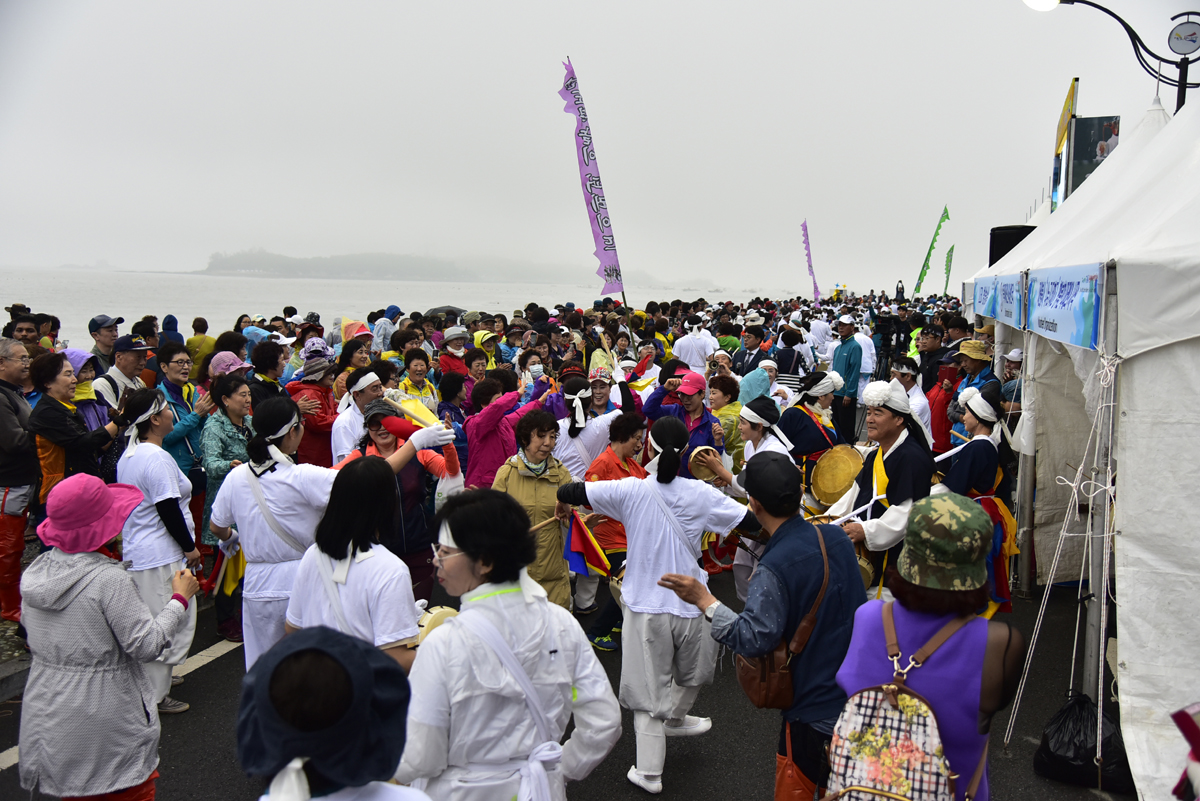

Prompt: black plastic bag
[{"left": 1033, "top": 691, "right": 1136, "bottom": 794}]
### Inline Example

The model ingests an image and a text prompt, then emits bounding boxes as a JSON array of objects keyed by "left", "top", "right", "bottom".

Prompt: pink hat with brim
[
  {"left": 38, "top": 474, "right": 143, "bottom": 554},
  {"left": 211, "top": 351, "right": 253, "bottom": 377},
  {"left": 677, "top": 372, "right": 706, "bottom": 396}
]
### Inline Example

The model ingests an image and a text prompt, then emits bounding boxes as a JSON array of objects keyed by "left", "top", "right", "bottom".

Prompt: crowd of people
[{"left": 0, "top": 292, "right": 1027, "bottom": 800}]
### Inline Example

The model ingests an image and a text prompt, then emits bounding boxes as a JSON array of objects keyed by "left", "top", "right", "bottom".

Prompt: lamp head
[{"left": 1023, "top": 0, "right": 1060, "bottom": 10}]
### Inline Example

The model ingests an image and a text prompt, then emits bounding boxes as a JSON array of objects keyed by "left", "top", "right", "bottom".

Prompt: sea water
[{"left": 1, "top": 267, "right": 750, "bottom": 347}]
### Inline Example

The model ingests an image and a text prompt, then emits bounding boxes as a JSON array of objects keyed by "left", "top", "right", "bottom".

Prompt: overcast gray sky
[{"left": 0, "top": 0, "right": 1186, "bottom": 294}]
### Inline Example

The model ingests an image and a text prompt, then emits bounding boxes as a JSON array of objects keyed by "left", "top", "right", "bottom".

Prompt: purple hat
[
  {"left": 38, "top": 474, "right": 143, "bottom": 554},
  {"left": 211, "top": 351, "right": 253, "bottom": 377}
]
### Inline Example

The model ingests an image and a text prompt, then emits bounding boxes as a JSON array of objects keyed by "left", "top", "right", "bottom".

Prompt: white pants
[
  {"left": 619, "top": 610, "right": 716, "bottom": 718},
  {"left": 574, "top": 574, "right": 599, "bottom": 609},
  {"left": 130, "top": 562, "right": 197, "bottom": 703},
  {"left": 243, "top": 597, "right": 289, "bottom": 670}
]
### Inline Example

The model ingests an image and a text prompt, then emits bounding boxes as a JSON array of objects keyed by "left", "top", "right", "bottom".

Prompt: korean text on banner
[
  {"left": 559, "top": 60, "right": 623, "bottom": 295},
  {"left": 974, "top": 274, "right": 1023, "bottom": 328},
  {"left": 1026, "top": 263, "right": 1102, "bottom": 349}
]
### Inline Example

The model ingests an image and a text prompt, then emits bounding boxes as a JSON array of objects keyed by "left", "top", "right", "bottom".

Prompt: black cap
[
  {"left": 736, "top": 451, "right": 801, "bottom": 504},
  {"left": 89, "top": 314, "right": 124, "bottom": 333},
  {"left": 113, "top": 334, "right": 152, "bottom": 353}
]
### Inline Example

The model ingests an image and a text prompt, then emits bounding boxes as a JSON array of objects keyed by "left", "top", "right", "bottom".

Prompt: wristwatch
[{"left": 703, "top": 601, "right": 721, "bottom": 622}]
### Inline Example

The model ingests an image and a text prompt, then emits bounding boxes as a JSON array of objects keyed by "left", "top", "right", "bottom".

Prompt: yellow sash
[{"left": 871, "top": 450, "right": 890, "bottom": 510}]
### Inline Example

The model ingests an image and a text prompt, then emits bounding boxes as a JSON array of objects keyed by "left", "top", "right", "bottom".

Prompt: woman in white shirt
[
  {"left": 552, "top": 375, "right": 633, "bottom": 481},
  {"left": 285, "top": 456, "right": 421, "bottom": 672},
  {"left": 395, "top": 489, "right": 621, "bottom": 801},
  {"left": 554, "top": 416, "right": 761, "bottom": 793},
  {"left": 116, "top": 388, "right": 201, "bottom": 714},
  {"left": 239, "top": 627, "right": 430, "bottom": 801},
  {"left": 210, "top": 396, "right": 454, "bottom": 669}
]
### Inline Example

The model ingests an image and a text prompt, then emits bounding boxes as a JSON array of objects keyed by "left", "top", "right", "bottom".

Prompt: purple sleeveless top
[{"left": 836, "top": 600, "right": 990, "bottom": 801}]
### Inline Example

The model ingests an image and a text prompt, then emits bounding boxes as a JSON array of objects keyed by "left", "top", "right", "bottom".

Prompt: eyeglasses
[
  {"left": 366, "top": 421, "right": 385, "bottom": 431},
  {"left": 431, "top": 544, "right": 465, "bottom": 566},
  {"left": 0, "top": 355, "right": 31, "bottom": 365},
  {"left": 168, "top": 359, "right": 193, "bottom": 367}
]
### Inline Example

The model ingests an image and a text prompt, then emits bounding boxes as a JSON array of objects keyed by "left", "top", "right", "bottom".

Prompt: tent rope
[{"left": 1002, "top": 354, "right": 1122, "bottom": 755}]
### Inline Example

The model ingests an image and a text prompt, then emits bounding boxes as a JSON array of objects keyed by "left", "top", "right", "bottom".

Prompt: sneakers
[
  {"left": 170, "top": 675, "right": 184, "bottom": 687},
  {"left": 157, "top": 696, "right": 190, "bottom": 714},
  {"left": 589, "top": 634, "right": 618, "bottom": 652},
  {"left": 612, "top": 625, "right": 622, "bottom": 633},
  {"left": 664, "top": 715, "right": 712, "bottom": 737},
  {"left": 626, "top": 765, "right": 662, "bottom": 794},
  {"left": 217, "top": 620, "right": 244, "bottom": 643},
  {"left": 574, "top": 603, "right": 598, "bottom": 615}
]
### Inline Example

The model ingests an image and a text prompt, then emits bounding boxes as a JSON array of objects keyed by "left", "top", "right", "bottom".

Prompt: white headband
[
  {"left": 759, "top": 359, "right": 778, "bottom": 371},
  {"left": 122, "top": 394, "right": 170, "bottom": 456},
  {"left": 349, "top": 371, "right": 380, "bottom": 394},
  {"left": 807, "top": 371, "right": 844, "bottom": 397},
  {"left": 337, "top": 371, "right": 381, "bottom": 412},
  {"left": 960, "top": 387, "right": 999, "bottom": 423},
  {"left": 266, "top": 411, "right": 300, "bottom": 441},
  {"left": 739, "top": 405, "right": 794, "bottom": 452},
  {"left": 890, "top": 363, "right": 917, "bottom": 376},
  {"left": 565, "top": 387, "right": 592, "bottom": 427}
]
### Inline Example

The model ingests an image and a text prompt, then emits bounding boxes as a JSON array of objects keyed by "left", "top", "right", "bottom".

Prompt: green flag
[
  {"left": 914, "top": 205, "right": 949, "bottom": 294},
  {"left": 942, "top": 245, "right": 955, "bottom": 295}
]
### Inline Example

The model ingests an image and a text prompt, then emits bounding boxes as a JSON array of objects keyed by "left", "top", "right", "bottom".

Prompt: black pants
[
  {"left": 832, "top": 396, "right": 858, "bottom": 443},
  {"left": 586, "top": 551, "right": 627, "bottom": 639},
  {"left": 778, "top": 719, "right": 833, "bottom": 790}
]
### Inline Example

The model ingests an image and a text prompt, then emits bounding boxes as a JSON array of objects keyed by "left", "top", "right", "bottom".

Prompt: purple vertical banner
[
  {"left": 801, "top": 219, "right": 821, "bottom": 306},
  {"left": 559, "top": 59, "right": 623, "bottom": 295}
]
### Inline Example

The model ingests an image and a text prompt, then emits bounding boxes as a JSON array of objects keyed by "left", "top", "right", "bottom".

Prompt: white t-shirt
[
  {"left": 331, "top": 403, "right": 366, "bottom": 463},
  {"left": 584, "top": 476, "right": 746, "bottom": 617},
  {"left": 553, "top": 408, "right": 623, "bottom": 480},
  {"left": 116, "top": 442, "right": 192, "bottom": 570},
  {"left": 672, "top": 332, "right": 717, "bottom": 374},
  {"left": 907, "top": 383, "right": 932, "bottom": 431},
  {"left": 287, "top": 543, "right": 420, "bottom": 648},
  {"left": 259, "top": 783, "right": 429, "bottom": 801},
  {"left": 210, "top": 460, "right": 337, "bottom": 602}
]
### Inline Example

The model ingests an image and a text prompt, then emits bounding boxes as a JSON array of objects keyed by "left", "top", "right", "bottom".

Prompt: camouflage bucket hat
[{"left": 896, "top": 493, "right": 993, "bottom": 591}]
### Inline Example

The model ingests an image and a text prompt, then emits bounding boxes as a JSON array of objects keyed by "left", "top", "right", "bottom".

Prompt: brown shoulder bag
[{"left": 736, "top": 523, "right": 830, "bottom": 709}]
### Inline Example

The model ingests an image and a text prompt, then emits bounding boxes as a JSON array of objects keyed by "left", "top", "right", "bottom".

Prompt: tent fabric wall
[
  {"left": 1029, "top": 338, "right": 1090, "bottom": 584},
  {"left": 1114, "top": 342, "right": 1200, "bottom": 800}
]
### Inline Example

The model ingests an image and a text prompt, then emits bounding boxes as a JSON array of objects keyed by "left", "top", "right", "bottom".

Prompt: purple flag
[
  {"left": 559, "top": 60, "right": 623, "bottom": 294},
  {"left": 801, "top": 219, "right": 821, "bottom": 306}
]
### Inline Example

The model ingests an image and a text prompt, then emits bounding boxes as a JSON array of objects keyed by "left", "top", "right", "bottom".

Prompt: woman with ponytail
[
  {"left": 556, "top": 416, "right": 761, "bottom": 793},
  {"left": 935, "top": 382, "right": 1017, "bottom": 615},
  {"left": 115, "top": 388, "right": 200, "bottom": 714},
  {"left": 777, "top": 370, "right": 846, "bottom": 490},
  {"left": 208, "top": 396, "right": 456, "bottom": 669}
]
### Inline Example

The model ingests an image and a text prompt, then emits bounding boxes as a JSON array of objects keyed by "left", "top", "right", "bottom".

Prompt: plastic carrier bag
[{"left": 1032, "top": 691, "right": 1135, "bottom": 794}]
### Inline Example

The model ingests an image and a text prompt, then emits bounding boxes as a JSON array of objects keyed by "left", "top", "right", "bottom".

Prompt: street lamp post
[{"left": 1024, "top": 0, "right": 1200, "bottom": 111}]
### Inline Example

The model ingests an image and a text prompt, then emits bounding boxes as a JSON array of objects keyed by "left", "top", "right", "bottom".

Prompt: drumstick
[
  {"left": 951, "top": 429, "right": 970, "bottom": 442},
  {"left": 530, "top": 516, "right": 562, "bottom": 533}
]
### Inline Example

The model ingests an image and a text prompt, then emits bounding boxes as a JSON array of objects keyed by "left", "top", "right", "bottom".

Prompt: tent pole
[{"left": 1081, "top": 262, "right": 1120, "bottom": 702}]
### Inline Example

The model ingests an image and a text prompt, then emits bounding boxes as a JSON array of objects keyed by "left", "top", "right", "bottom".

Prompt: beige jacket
[{"left": 492, "top": 455, "right": 575, "bottom": 608}]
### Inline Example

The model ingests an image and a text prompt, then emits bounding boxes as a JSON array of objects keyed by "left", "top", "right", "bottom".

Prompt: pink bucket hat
[
  {"left": 211, "top": 351, "right": 253, "bottom": 377},
  {"left": 37, "top": 474, "right": 143, "bottom": 554}
]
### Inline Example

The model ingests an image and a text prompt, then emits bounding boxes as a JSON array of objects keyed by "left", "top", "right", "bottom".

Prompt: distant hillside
[{"left": 204, "top": 249, "right": 455, "bottom": 279}]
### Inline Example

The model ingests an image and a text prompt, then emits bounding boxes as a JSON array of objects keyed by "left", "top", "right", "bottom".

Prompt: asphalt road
[{"left": 0, "top": 572, "right": 1130, "bottom": 800}]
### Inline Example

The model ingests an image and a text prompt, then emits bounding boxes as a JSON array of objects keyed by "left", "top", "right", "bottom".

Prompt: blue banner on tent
[
  {"left": 1025, "top": 263, "right": 1102, "bottom": 349},
  {"left": 974, "top": 274, "right": 1024, "bottom": 329}
]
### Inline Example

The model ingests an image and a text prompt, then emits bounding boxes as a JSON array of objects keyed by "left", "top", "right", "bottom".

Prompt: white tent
[{"left": 970, "top": 95, "right": 1195, "bottom": 800}]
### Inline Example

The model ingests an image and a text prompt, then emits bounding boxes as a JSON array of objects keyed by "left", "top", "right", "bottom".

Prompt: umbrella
[{"left": 425, "top": 305, "right": 466, "bottom": 317}]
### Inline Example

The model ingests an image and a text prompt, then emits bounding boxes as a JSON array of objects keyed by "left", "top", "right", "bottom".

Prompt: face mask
[{"left": 530, "top": 364, "right": 544, "bottom": 379}]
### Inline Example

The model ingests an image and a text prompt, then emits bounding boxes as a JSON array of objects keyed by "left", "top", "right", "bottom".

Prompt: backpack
[{"left": 822, "top": 602, "right": 987, "bottom": 801}]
